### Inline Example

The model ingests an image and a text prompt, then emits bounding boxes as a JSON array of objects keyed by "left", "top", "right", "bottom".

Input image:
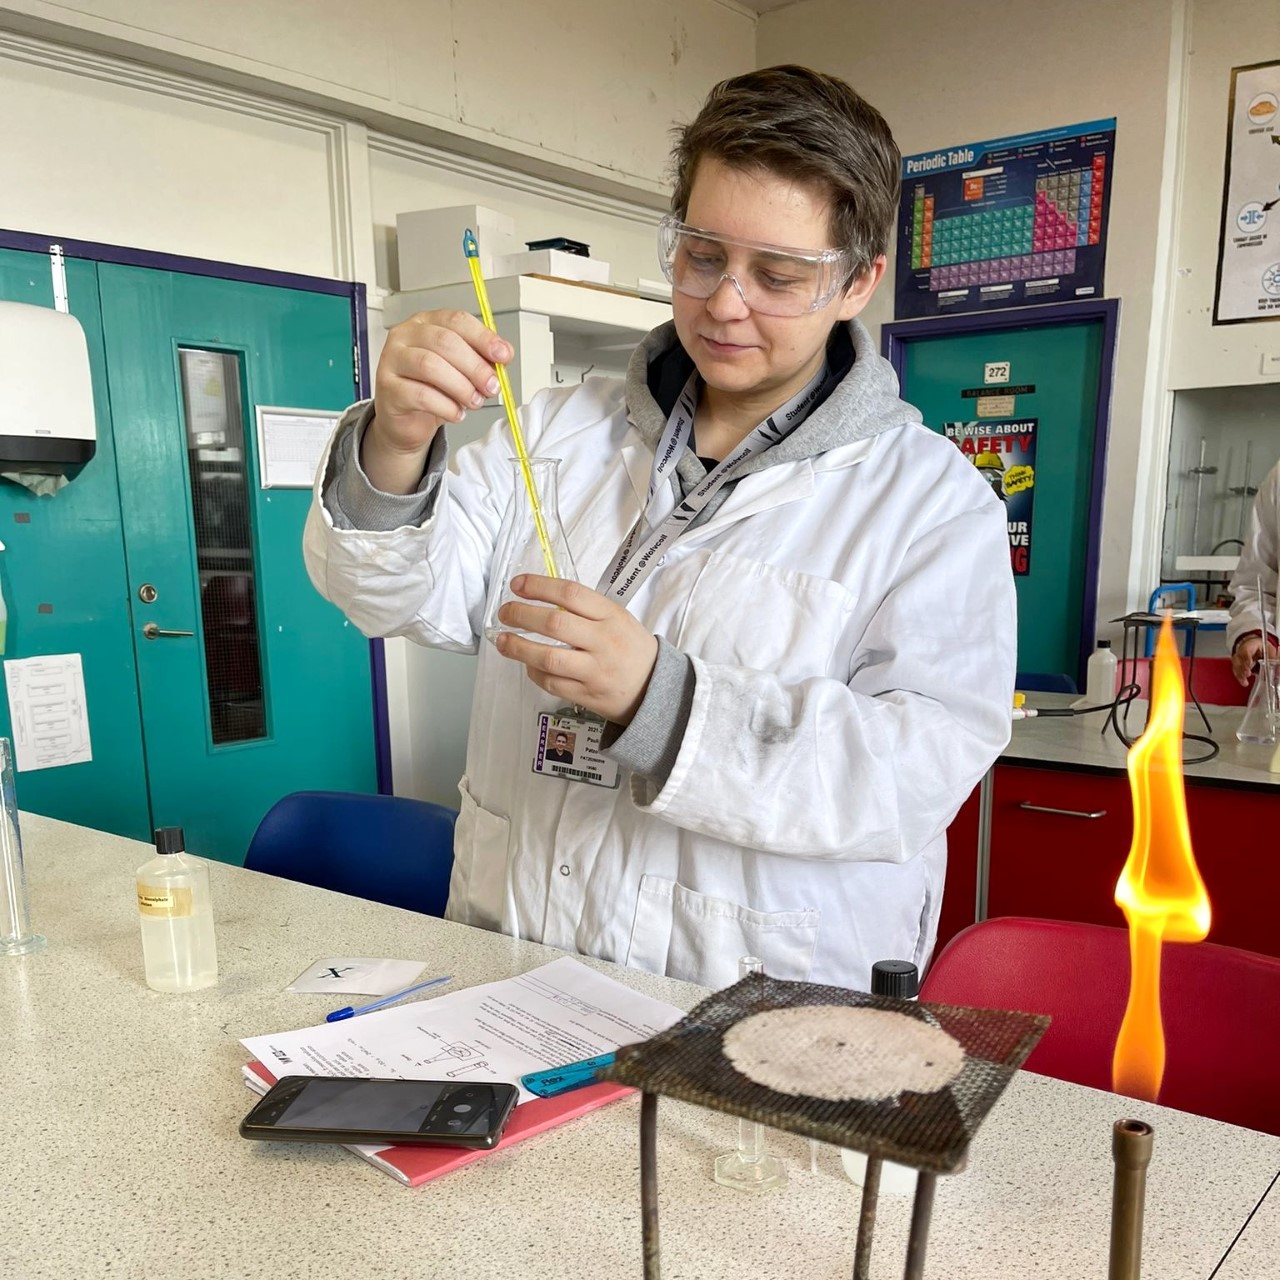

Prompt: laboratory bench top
[
  {"left": 1214, "top": 1172, "right": 1280, "bottom": 1279},
  {"left": 2, "top": 813, "right": 1278, "bottom": 1280},
  {"left": 1008, "top": 695, "right": 1280, "bottom": 791}
]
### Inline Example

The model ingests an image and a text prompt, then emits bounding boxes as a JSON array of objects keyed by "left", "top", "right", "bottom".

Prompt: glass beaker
[
  {"left": 1, "top": 737, "right": 45, "bottom": 955},
  {"left": 1236, "top": 658, "right": 1280, "bottom": 745},
  {"left": 483, "top": 457, "right": 580, "bottom": 646}
]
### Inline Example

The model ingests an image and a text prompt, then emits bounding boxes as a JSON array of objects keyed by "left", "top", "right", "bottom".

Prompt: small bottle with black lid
[
  {"left": 135, "top": 826, "right": 218, "bottom": 992},
  {"left": 840, "top": 959, "right": 921, "bottom": 1195}
]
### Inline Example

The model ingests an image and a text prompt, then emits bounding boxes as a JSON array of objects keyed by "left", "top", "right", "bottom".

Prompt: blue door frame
[
  {"left": 0, "top": 226, "right": 391, "bottom": 794},
  {"left": 882, "top": 298, "right": 1120, "bottom": 681}
]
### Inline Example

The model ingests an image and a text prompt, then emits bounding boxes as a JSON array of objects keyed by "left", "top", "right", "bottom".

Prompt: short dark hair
[{"left": 669, "top": 65, "right": 900, "bottom": 277}]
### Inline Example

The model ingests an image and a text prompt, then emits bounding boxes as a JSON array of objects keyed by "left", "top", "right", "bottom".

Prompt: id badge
[{"left": 532, "top": 712, "right": 620, "bottom": 789}]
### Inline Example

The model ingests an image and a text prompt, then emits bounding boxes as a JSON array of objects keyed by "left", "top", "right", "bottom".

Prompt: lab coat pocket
[
  {"left": 626, "top": 874, "right": 819, "bottom": 988},
  {"left": 452, "top": 776, "right": 511, "bottom": 931},
  {"left": 677, "top": 551, "right": 856, "bottom": 678}
]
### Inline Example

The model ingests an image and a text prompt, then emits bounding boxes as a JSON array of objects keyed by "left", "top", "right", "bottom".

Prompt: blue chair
[
  {"left": 1015, "top": 672, "right": 1079, "bottom": 695},
  {"left": 245, "top": 791, "right": 457, "bottom": 917},
  {"left": 1145, "top": 582, "right": 1197, "bottom": 656}
]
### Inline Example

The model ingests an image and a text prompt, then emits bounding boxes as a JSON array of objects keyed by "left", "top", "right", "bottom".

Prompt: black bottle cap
[
  {"left": 1097, "top": 639, "right": 1112, "bottom": 650},
  {"left": 871, "top": 959, "right": 919, "bottom": 999},
  {"left": 153, "top": 826, "right": 186, "bottom": 855}
]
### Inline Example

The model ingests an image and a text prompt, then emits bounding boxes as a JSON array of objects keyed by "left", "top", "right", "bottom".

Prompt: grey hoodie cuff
[
  {"left": 324, "top": 406, "right": 446, "bottom": 532},
  {"left": 603, "top": 638, "right": 695, "bottom": 785}
]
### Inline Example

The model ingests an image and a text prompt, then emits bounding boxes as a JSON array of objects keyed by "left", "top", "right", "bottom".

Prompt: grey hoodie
[{"left": 324, "top": 317, "right": 921, "bottom": 785}]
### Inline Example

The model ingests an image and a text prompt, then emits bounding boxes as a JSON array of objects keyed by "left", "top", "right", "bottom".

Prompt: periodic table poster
[{"left": 895, "top": 120, "right": 1116, "bottom": 320}]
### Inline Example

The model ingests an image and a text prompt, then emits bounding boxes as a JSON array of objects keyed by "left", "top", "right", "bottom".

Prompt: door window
[{"left": 177, "top": 348, "right": 267, "bottom": 745}]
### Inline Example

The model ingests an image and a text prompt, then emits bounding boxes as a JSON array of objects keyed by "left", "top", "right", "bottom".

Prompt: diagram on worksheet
[
  {"left": 240, "top": 956, "right": 685, "bottom": 1103},
  {"left": 896, "top": 120, "right": 1115, "bottom": 319}
]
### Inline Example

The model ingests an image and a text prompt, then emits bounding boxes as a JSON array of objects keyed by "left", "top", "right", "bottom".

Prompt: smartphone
[{"left": 239, "top": 1076, "right": 520, "bottom": 1149}]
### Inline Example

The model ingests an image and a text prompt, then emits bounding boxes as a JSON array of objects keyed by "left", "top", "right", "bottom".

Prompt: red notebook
[{"left": 242, "top": 1060, "right": 631, "bottom": 1187}]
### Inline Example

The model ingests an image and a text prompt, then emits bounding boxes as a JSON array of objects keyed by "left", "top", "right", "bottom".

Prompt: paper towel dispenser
[{"left": 0, "top": 300, "right": 96, "bottom": 474}]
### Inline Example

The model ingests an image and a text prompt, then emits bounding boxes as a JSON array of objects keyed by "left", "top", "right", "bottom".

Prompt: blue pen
[{"left": 325, "top": 974, "right": 453, "bottom": 1022}]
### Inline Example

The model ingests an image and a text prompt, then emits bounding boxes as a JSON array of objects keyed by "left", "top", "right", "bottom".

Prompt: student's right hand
[
  {"left": 1231, "top": 633, "right": 1278, "bottom": 686},
  {"left": 363, "top": 310, "right": 513, "bottom": 494}
]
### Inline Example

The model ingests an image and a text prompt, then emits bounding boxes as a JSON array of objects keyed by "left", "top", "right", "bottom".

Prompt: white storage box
[
  {"left": 396, "top": 205, "right": 517, "bottom": 290},
  {"left": 491, "top": 248, "right": 611, "bottom": 285}
]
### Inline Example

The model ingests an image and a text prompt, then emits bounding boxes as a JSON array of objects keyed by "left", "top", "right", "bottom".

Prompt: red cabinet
[
  {"left": 988, "top": 764, "right": 1130, "bottom": 928},
  {"left": 981, "top": 763, "right": 1280, "bottom": 959},
  {"left": 937, "top": 788, "right": 980, "bottom": 956},
  {"left": 1184, "top": 785, "right": 1280, "bottom": 957}
]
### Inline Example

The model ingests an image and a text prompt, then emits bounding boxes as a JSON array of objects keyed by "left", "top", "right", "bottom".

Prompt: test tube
[
  {"left": 0, "top": 738, "right": 44, "bottom": 955},
  {"left": 712, "top": 955, "right": 787, "bottom": 1192}
]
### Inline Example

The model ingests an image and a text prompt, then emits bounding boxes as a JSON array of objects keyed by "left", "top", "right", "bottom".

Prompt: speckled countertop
[
  {"left": 1215, "top": 1174, "right": 1280, "bottom": 1277},
  {"left": 1009, "top": 696, "right": 1280, "bottom": 788},
  {"left": 2, "top": 813, "right": 1277, "bottom": 1280}
]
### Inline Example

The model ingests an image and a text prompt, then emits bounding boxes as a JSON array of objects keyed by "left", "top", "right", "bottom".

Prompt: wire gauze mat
[{"left": 601, "top": 973, "right": 1048, "bottom": 1174}]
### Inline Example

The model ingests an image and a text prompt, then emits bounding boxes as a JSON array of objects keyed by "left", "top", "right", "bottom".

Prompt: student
[
  {"left": 545, "top": 733, "right": 575, "bottom": 765},
  {"left": 1228, "top": 458, "right": 1280, "bottom": 686},
  {"left": 304, "top": 65, "right": 1016, "bottom": 991}
]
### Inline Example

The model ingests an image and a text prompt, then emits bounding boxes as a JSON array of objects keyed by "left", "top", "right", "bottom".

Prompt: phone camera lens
[{"left": 452, "top": 1103, "right": 473, "bottom": 1113}]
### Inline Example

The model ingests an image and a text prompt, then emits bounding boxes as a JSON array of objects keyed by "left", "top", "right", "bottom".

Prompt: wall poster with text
[
  {"left": 1214, "top": 60, "right": 1280, "bottom": 323},
  {"left": 943, "top": 419, "right": 1038, "bottom": 575}
]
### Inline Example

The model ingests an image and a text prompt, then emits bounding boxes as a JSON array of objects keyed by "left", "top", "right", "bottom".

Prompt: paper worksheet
[
  {"left": 242, "top": 956, "right": 684, "bottom": 1104},
  {"left": 255, "top": 407, "right": 341, "bottom": 489},
  {"left": 3, "top": 653, "right": 92, "bottom": 771}
]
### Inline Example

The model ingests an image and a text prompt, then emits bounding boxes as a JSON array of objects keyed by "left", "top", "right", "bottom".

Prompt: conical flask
[
  {"left": 483, "top": 457, "right": 580, "bottom": 646},
  {"left": 1236, "top": 657, "right": 1279, "bottom": 745}
]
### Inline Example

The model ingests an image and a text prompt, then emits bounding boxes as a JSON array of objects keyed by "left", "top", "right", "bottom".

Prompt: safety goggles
[{"left": 657, "top": 214, "right": 854, "bottom": 317}]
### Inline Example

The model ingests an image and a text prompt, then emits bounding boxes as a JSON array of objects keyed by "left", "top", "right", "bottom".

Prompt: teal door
[
  {"left": 894, "top": 314, "right": 1109, "bottom": 682},
  {"left": 98, "top": 266, "right": 376, "bottom": 861},
  {"left": 0, "top": 248, "right": 377, "bottom": 862},
  {"left": 0, "top": 249, "right": 150, "bottom": 837}
]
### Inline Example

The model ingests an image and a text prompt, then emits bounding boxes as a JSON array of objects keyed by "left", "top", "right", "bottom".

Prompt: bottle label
[{"left": 137, "top": 885, "right": 194, "bottom": 919}]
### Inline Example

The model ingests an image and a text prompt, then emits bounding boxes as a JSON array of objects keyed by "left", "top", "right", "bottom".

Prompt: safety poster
[{"left": 943, "top": 419, "right": 1038, "bottom": 576}]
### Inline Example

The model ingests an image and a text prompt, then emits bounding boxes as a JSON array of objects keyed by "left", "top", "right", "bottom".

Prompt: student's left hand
[{"left": 494, "top": 576, "right": 659, "bottom": 725}]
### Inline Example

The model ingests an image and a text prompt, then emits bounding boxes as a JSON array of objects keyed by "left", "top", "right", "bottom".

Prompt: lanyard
[{"left": 599, "top": 361, "right": 829, "bottom": 604}]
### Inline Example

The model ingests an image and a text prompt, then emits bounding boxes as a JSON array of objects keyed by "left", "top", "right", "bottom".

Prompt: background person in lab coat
[
  {"left": 1228, "top": 458, "right": 1280, "bottom": 686},
  {"left": 304, "top": 66, "right": 1017, "bottom": 991}
]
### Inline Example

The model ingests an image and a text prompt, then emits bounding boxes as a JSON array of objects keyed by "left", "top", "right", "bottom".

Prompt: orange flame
[{"left": 1112, "top": 617, "right": 1212, "bottom": 1101}]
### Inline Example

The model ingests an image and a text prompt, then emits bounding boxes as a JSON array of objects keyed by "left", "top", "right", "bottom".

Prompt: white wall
[
  {"left": 758, "top": 0, "right": 1187, "bottom": 635},
  {"left": 0, "top": 0, "right": 755, "bottom": 199},
  {"left": 0, "top": 33, "right": 343, "bottom": 277},
  {"left": 1166, "top": 0, "right": 1280, "bottom": 389}
]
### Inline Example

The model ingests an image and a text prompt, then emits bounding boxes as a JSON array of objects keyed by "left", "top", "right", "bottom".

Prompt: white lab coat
[
  {"left": 1227, "top": 459, "right": 1280, "bottom": 651},
  {"left": 304, "top": 371, "right": 1015, "bottom": 991}
]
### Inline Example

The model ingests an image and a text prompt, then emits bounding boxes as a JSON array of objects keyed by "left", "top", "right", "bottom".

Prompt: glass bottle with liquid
[
  {"left": 1236, "top": 658, "right": 1279, "bottom": 746},
  {"left": 136, "top": 826, "right": 218, "bottom": 992},
  {"left": 483, "top": 457, "right": 580, "bottom": 645}
]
